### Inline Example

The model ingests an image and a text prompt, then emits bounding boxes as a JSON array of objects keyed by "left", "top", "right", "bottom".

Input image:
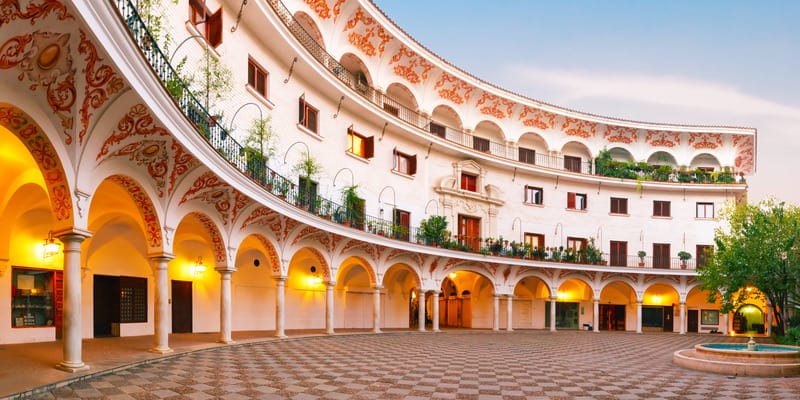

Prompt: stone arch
[
  {"left": 689, "top": 153, "right": 722, "bottom": 171},
  {"left": 232, "top": 233, "right": 279, "bottom": 331},
  {"left": 517, "top": 131, "right": 550, "bottom": 159},
  {"left": 512, "top": 273, "right": 553, "bottom": 329},
  {"left": 0, "top": 104, "right": 73, "bottom": 226},
  {"left": 105, "top": 175, "right": 163, "bottom": 251},
  {"left": 561, "top": 140, "right": 592, "bottom": 173},
  {"left": 472, "top": 120, "right": 506, "bottom": 154},
  {"left": 642, "top": 282, "right": 681, "bottom": 332},
  {"left": 382, "top": 262, "right": 421, "bottom": 328},
  {"left": 646, "top": 151, "right": 678, "bottom": 167},
  {"left": 248, "top": 233, "right": 281, "bottom": 276},
  {"left": 186, "top": 212, "right": 227, "bottom": 266},
  {"left": 339, "top": 52, "right": 372, "bottom": 87},
  {"left": 438, "top": 266, "right": 496, "bottom": 328},
  {"left": 685, "top": 284, "right": 724, "bottom": 333},
  {"left": 384, "top": 82, "right": 419, "bottom": 116},
  {"left": 336, "top": 255, "right": 376, "bottom": 287},
  {"left": 599, "top": 279, "right": 637, "bottom": 331},
  {"left": 552, "top": 277, "right": 594, "bottom": 330},
  {"left": 294, "top": 11, "right": 326, "bottom": 49},
  {"left": 429, "top": 104, "right": 462, "bottom": 134},
  {"left": 607, "top": 146, "right": 634, "bottom": 162}
]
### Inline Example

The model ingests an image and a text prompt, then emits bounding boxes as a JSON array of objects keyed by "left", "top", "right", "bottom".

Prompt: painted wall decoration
[
  {"left": 343, "top": 7, "right": 393, "bottom": 58},
  {"left": 476, "top": 92, "right": 514, "bottom": 119},
  {"left": 109, "top": 175, "right": 162, "bottom": 248},
  {"left": 433, "top": 72, "right": 473, "bottom": 105},
  {"left": 733, "top": 134, "right": 754, "bottom": 174},
  {"left": 604, "top": 125, "right": 638, "bottom": 144},
  {"left": 645, "top": 130, "right": 681, "bottom": 148},
  {"left": 561, "top": 117, "right": 597, "bottom": 138},
  {"left": 180, "top": 171, "right": 250, "bottom": 226},
  {"left": 389, "top": 45, "right": 433, "bottom": 85},
  {"left": 304, "top": 0, "right": 331, "bottom": 19},
  {"left": 688, "top": 132, "right": 722, "bottom": 150},
  {"left": 77, "top": 30, "right": 124, "bottom": 145},
  {"left": 190, "top": 211, "right": 227, "bottom": 264},
  {"left": 518, "top": 106, "right": 557, "bottom": 130},
  {"left": 252, "top": 233, "right": 281, "bottom": 274},
  {"left": 0, "top": 0, "right": 73, "bottom": 28}
]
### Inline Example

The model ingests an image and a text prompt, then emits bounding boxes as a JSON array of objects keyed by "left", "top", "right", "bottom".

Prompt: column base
[
  {"left": 148, "top": 347, "right": 174, "bottom": 354},
  {"left": 326, "top": 331, "right": 335, "bottom": 335},
  {"left": 275, "top": 333, "right": 288, "bottom": 339},
  {"left": 217, "top": 339, "right": 235, "bottom": 344},
  {"left": 55, "top": 361, "right": 90, "bottom": 373},
  {"left": 372, "top": 329, "right": 382, "bottom": 334},
  {"left": 432, "top": 328, "right": 440, "bottom": 332},
  {"left": 506, "top": 328, "right": 513, "bottom": 332}
]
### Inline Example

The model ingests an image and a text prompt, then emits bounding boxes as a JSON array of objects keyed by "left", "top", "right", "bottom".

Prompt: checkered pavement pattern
[{"left": 28, "top": 331, "right": 800, "bottom": 399}]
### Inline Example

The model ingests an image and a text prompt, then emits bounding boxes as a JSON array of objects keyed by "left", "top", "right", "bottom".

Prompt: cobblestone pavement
[{"left": 26, "top": 331, "right": 800, "bottom": 399}]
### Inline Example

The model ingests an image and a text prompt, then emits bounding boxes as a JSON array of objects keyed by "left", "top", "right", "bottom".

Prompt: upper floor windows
[
  {"left": 383, "top": 103, "right": 399, "bottom": 117},
  {"left": 347, "top": 127, "right": 374, "bottom": 159},
  {"left": 519, "top": 147, "right": 536, "bottom": 165},
  {"left": 564, "top": 155, "right": 582, "bottom": 173},
  {"left": 696, "top": 202, "right": 714, "bottom": 219},
  {"left": 298, "top": 96, "right": 318, "bottom": 133},
  {"left": 567, "top": 192, "right": 587, "bottom": 210},
  {"left": 472, "top": 136, "right": 490, "bottom": 153},
  {"left": 696, "top": 244, "right": 713, "bottom": 269},
  {"left": 610, "top": 197, "right": 628, "bottom": 214},
  {"left": 524, "top": 185, "right": 543, "bottom": 205},
  {"left": 461, "top": 173, "right": 478, "bottom": 192},
  {"left": 393, "top": 149, "right": 417, "bottom": 176},
  {"left": 653, "top": 243, "right": 671, "bottom": 269},
  {"left": 189, "top": 0, "right": 222, "bottom": 48},
  {"left": 429, "top": 122, "right": 446, "bottom": 138},
  {"left": 653, "top": 200, "right": 671, "bottom": 217},
  {"left": 247, "top": 58, "right": 268, "bottom": 99}
]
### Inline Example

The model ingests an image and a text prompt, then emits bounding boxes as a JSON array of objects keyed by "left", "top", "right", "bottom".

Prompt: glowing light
[
  {"left": 42, "top": 231, "right": 60, "bottom": 259},
  {"left": 449, "top": 272, "right": 457, "bottom": 279},
  {"left": 191, "top": 256, "right": 206, "bottom": 276},
  {"left": 651, "top": 295, "right": 662, "bottom": 305},
  {"left": 556, "top": 291, "right": 568, "bottom": 300}
]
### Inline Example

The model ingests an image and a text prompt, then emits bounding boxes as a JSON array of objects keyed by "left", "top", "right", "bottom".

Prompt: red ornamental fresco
[
  {"left": 343, "top": 7, "right": 393, "bottom": 58},
  {"left": 389, "top": 45, "right": 433, "bottom": 84},
  {"left": 604, "top": 126, "right": 638, "bottom": 144},
  {"left": 645, "top": 130, "right": 681, "bottom": 148},
  {"left": 77, "top": 30, "right": 124, "bottom": 144},
  {"left": 518, "top": 106, "right": 557, "bottom": 130},
  {"left": 733, "top": 135, "right": 754, "bottom": 174},
  {"left": 304, "top": 0, "right": 330, "bottom": 19},
  {"left": 0, "top": 0, "right": 73, "bottom": 27},
  {"left": 191, "top": 212, "right": 226, "bottom": 264},
  {"left": 110, "top": 175, "right": 162, "bottom": 248},
  {"left": 252, "top": 234, "right": 281, "bottom": 274},
  {"left": 561, "top": 117, "right": 597, "bottom": 138},
  {"left": 476, "top": 92, "right": 514, "bottom": 119},
  {"left": 180, "top": 171, "right": 250, "bottom": 226},
  {"left": 688, "top": 132, "right": 722, "bottom": 150},
  {"left": 433, "top": 72, "right": 473, "bottom": 105}
]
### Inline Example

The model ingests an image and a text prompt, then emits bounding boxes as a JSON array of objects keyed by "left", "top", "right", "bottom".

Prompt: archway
[
  {"left": 550, "top": 278, "right": 593, "bottom": 329},
  {"left": 285, "top": 247, "right": 328, "bottom": 330},
  {"left": 382, "top": 263, "right": 419, "bottom": 328},
  {"left": 733, "top": 304, "right": 765, "bottom": 335},
  {"left": 561, "top": 141, "right": 592, "bottom": 173},
  {"left": 429, "top": 104, "right": 462, "bottom": 139},
  {"left": 294, "top": 11, "right": 325, "bottom": 49},
  {"left": 512, "top": 275, "right": 551, "bottom": 329},
  {"left": 646, "top": 151, "right": 677, "bottom": 168},
  {"left": 336, "top": 257, "right": 374, "bottom": 329},
  {"left": 517, "top": 132, "right": 549, "bottom": 165},
  {"left": 599, "top": 281, "right": 636, "bottom": 331},
  {"left": 472, "top": 120, "right": 505, "bottom": 155},
  {"left": 232, "top": 234, "right": 278, "bottom": 331},
  {"left": 438, "top": 270, "right": 494, "bottom": 328},
  {"left": 642, "top": 283, "right": 679, "bottom": 332},
  {"left": 689, "top": 153, "right": 722, "bottom": 171},
  {"left": 685, "top": 285, "right": 724, "bottom": 334}
]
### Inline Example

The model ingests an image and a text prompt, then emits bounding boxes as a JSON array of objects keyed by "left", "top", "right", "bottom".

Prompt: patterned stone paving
[{"left": 27, "top": 331, "right": 800, "bottom": 399}]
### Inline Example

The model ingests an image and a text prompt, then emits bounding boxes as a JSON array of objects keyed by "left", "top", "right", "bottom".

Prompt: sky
[{"left": 372, "top": 0, "right": 800, "bottom": 203}]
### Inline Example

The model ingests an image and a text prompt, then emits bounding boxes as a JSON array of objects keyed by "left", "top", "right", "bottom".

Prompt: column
[
  {"left": 679, "top": 302, "right": 686, "bottom": 335},
  {"left": 723, "top": 312, "right": 729, "bottom": 335},
  {"left": 492, "top": 294, "right": 500, "bottom": 331},
  {"left": 550, "top": 296, "right": 557, "bottom": 332},
  {"left": 56, "top": 230, "right": 91, "bottom": 372},
  {"left": 766, "top": 303, "right": 773, "bottom": 336},
  {"left": 432, "top": 291, "right": 440, "bottom": 332},
  {"left": 372, "top": 285, "right": 382, "bottom": 333},
  {"left": 326, "top": 282, "right": 335, "bottom": 334},
  {"left": 218, "top": 269, "right": 234, "bottom": 344},
  {"left": 275, "top": 277, "right": 287, "bottom": 338},
  {"left": 150, "top": 255, "right": 174, "bottom": 353},
  {"left": 506, "top": 295, "right": 513, "bottom": 332},
  {"left": 636, "top": 301, "right": 643, "bottom": 334},
  {"left": 593, "top": 299, "right": 600, "bottom": 333},
  {"left": 417, "top": 290, "right": 426, "bottom": 332}
]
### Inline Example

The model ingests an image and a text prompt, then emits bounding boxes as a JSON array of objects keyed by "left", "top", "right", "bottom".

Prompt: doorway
[
  {"left": 599, "top": 304, "right": 626, "bottom": 331},
  {"left": 687, "top": 309, "right": 699, "bottom": 333},
  {"left": 458, "top": 215, "right": 481, "bottom": 252},
  {"left": 171, "top": 280, "right": 193, "bottom": 333},
  {"left": 93, "top": 275, "right": 120, "bottom": 337},
  {"left": 544, "top": 301, "right": 579, "bottom": 329}
]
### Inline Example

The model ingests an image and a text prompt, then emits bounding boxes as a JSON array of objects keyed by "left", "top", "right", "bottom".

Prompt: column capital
[
  {"left": 215, "top": 266, "right": 237, "bottom": 274},
  {"left": 54, "top": 227, "right": 93, "bottom": 243},
  {"left": 373, "top": 285, "right": 383, "bottom": 290},
  {"left": 273, "top": 275, "right": 288, "bottom": 283},
  {"left": 148, "top": 253, "right": 176, "bottom": 263}
]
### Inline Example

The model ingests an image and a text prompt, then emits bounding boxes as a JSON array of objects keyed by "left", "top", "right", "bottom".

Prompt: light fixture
[
  {"left": 448, "top": 272, "right": 457, "bottom": 279},
  {"left": 42, "top": 231, "right": 60, "bottom": 259},
  {"left": 192, "top": 256, "right": 206, "bottom": 275}
]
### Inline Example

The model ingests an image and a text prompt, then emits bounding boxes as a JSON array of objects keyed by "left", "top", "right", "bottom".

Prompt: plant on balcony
[
  {"left": 242, "top": 116, "right": 277, "bottom": 180},
  {"left": 293, "top": 150, "right": 322, "bottom": 210},
  {"left": 637, "top": 250, "right": 647, "bottom": 267},
  {"left": 416, "top": 215, "right": 448, "bottom": 246},
  {"left": 339, "top": 184, "right": 363, "bottom": 227},
  {"left": 583, "top": 238, "right": 603, "bottom": 265},
  {"left": 562, "top": 247, "right": 578, "bottom": 263},
  {"left": 678, "top": 251, "right": 692, "bottom": 269},
  {"left": 550, "top": 246, "right": 563, "bottom": 261}
]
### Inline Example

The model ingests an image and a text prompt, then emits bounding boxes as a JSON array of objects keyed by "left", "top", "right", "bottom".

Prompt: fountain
[{"left": 673, "top": 338, "right": 800, "bottom": 377}]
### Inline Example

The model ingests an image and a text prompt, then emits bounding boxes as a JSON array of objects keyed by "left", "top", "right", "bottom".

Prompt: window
[
  {"left": 383, "top": 102, "right": 399, "bottom": 116},
  {"left": 610, "top": 241, "right": 627, "bottom": 267},
  {"left": 610, "top": 197, "right": 628, "bottom": 214},
  {"left": 460, "top": 173, "right": 477, "bottom": 192},
  {"left": 472, "top": 136, "right": 490, "bottom": 152},
  {"left": 653, "top": 243, "right": 670, "bottom": 269},
  {"left": 347, "top": 127, "right": 374, "bottom": 159},
  {"left": 189, "top": 0, "right": 222, "bottom": 48},
  {"left": 524, "top": 185, "right": 543, "bottom": 205},
  {"left": 567, "top": 237, "right": 587, "bottom": 252},
  {"left": 298, "top": 176, "right": 318, "bottom": 211},
  {"left": 298, "top": 96, "right": 318, "bottom": 133},
  {"left": 653, "top": 200, "right": 671, "bottom": 217},
  {"left": 393, "top": 149, "right": 417, "bottom": 175},
  {"left": 564, "top": 155, "right": 582, "bottom": 173},
  {"left": 567, "top": 192, "right": 587, "bottom": 210},
  {"left": 696, "top": 245, "right": 713, "bottom": 269},
  {"left": 696, "top": 202, "right": 714, "bottom": 219},
  {"left": 458, "top": 215, "right": 481, "bottom": 252},
  {"left": 247, "top": 58, "right": 268, "bottom": 98},
  {"left": 429, "top": 122, "right": 446, "bottom": 138},
  {"left": 119, "top": 276, "right": 147, "bottom": 323},
  {"left": 12, "top": 267, "right": 56, "bottom": 328},
  {"left": 393, "top": 209, "right": 411, "bottom": 241},
  {"left": 519, "top": 147, "right": 536, "bottom": 164},
  {"left": 524, "top": 233, "right": 545, "bottom": 250}
]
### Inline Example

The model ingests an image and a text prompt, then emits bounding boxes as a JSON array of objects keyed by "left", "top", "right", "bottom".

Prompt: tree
[{"left": 699, "top": 198, "right": 800, "bottom": 336}]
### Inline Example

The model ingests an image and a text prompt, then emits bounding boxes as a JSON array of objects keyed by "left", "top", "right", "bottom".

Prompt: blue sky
[{"left": 372, "top": 0, "right": 800, "bottom": 202}]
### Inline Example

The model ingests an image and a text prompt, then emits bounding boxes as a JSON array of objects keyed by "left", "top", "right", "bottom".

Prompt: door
[
  {"left": 54, "top": 271, "right": 63, "bottom": 339},
  {"left": 393, "top": 209, "right": 410, "bottom": 241},
  {"left": 663, "top": 305, "right": 674, "bottom": 332},
  {"left": 600, "top": 304, "right": 626, "bottom": 331},
  {"left": 458, "top": 215, "right": 481, "bottom": 252},
  {"left": 172, "top": 280, "right": 193, "bottom": 333},
  {"left": 609, "top": 241, "right": 627, "bottom": 267},
  {"left": 93, "top": 275, "right": 120, "bottom": 337},
  {"left": 688, "top": 309, "right": 699, "bottom": 333}
]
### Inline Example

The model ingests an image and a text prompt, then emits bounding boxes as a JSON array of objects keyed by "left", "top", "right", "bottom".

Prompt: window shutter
[
  {"left": 298, "top": 97, "right": 305, "bottom": 124},
  {"left": 207, "top": 8, "right": 223, "bottom": 48},
  {"left": 665, "top": 201, "right": 671, "bottom": 217},
  {"left": 189, "top": 0, "right": 205, "bottom": 18},
  {"left": 409, "top": 154, "right": 417, "bottom": 175},
  {"left": 583, "top": 195, "right": 587, "bottom": 209},
  {"left": 567, "top": 192, "right": 576, "bottom": 209},
  {"left": 364, "top": 136, "right": 374, "bottom": 159},
  {"left": 307, "top": 108, "right": 317, "bottom": 132}
]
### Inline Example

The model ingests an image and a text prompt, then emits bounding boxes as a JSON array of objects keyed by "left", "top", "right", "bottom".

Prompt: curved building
[{"left": 0, "top": 0, "right": 762, "bottom": 371}]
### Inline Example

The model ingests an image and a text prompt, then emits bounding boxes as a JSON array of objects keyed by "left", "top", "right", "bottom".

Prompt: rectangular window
[
  {"left": 696, "top": 202, "right": 714, "bottom": 219},
  {"left": 524, "top": 185, "right": 543, "bottom": 205},
  {"left": 247, "top": 57, "right": 268, "bottom": 98},
  {"left": 393, "top": 149, "right": 417, "bottom": 175},
  {"left": 564, "top": 155, "right": 582, "bottom": 173},
  {"left": 429, "top": 122, "right": 446, "bottom": 138},
  {"left": 567, "top": 192, "right": 587, "bottom": 210},
  {"left": 298, "top": 176, "right": 318, "bottom": 211},
  {"left": 347, "top": 127, "right": 374, "bottom": 159},
  {"left": 653, "top": 243, "right": 670, "bottom": 269},
  {"left": 653, "top": 200, "right": 671, "bottom": 217},
  {"left": 393, "top": 209, "right": 411, "bottom": 241},
  {"left": 11, "top": 267, "right": 55, "bottom": 328},
  {"left": 610, "top": 197, "right": 628, "bottom": 214},
  {"left": 472, "top": 136, "right": 490, "bottom": 152},
  {"left": 189, "top": 0, "right": 222, "bottom": 47},
  {"left": 383, "top": 102, "right": 399, "bottom": 116},
  {"left": 524, "top": 233, "right": 545, "bottom": 251},
  {"left": 298, "top": 97, "right": 319, "bottom": 133},
  {"left": 519, "top": 147, "right": 536, "bottom": 164},
  {"left": 567, "top": 237, "right": 587, "bottom": 254},
  {"left": 610, "top": 241, "right": 627, "bottom": 267},
  {"left": 696, "top": 245, "right": 713, "bottom": 269},
  {"left": 460, "top": 173, "right": 477, "bottom": 192},
  {"left": 119, "top": 276, "right": 147, "bottom": 323}
]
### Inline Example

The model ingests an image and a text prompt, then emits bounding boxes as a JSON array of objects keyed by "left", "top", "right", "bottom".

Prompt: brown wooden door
[
  {"left": 688, "top": 309, "right": 699, "bottom": 333},
  {"left": 458, "top": 215, "right": 480, "bottom": 252},
  {"left": 171, "top": 280, "right": 193, "bottom": 333},
  {"left": 54, "top": 271, "right": 63, "bottom": 339},
  {"left": 93, "top": 275, "right": 120, "bottom": 337},
  {"left": 610, "top": 241, "right": 627, "bottom": 267},
  {"left": 663, "top": 305, "right": 674, "bottom": 332}
]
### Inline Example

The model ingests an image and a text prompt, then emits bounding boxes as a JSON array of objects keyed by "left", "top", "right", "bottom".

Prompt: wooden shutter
[
  {"left": 207, "top": 8, "right": 223, "bottom": 48},
  {"left": 665, "top": 201, "right": 671, "bottom": 217},
  {"left": 408, "top": 154, "right": 417, "bottom": 175},
  {"left": 567, "top": 192, "right": 576, "bottom": 209},
  {"left": 307, "top": 107, "right": 317, "bottom": 132},
  {"left": 364, "top": 136, "right": 374, "bottom": 159},
  {"left": 298, "top": 96, "right": 305, "bottom": 124}
]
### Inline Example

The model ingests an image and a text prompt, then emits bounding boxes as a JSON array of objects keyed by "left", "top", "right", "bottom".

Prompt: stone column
[
  {"left": 218, "top": 269, "right": 234, "bottom": 344},
  {"left": 372, "top": 285, "right": 382, "bottom": 333},
  {"left": 418, "top": 290, "right": 426, "bottom": 332},
  {"left": 506, "top": 295, "right": 513, "bottom": 331},
  {"left": 56, "top": 230, "right": 91, "bottom": 372},
  {"left": 679, "top": 301, "right": 686, "bottom": 335},
  {"left": 326, "top": 282, "right": 335, "bottom": 334},
  {"left": 636, "top": 301, "right": 643, "bottom": 334},
  {"left": 150, "top": 255, "right": 174, "bottom": 353},
  {"left": 550, "top": 296, "right": 557, "bottom": 332},
  {"left": 493, "top": 294, "right": 500, "bottom": 331},
  {"left": 275, "top": 277, "right": 287, "bottom": 338},
  {"left": 432, "top": 291, "right": 440, "bottom": 332},
  {"left": 766, "top": 303, "right": 773, "bottom": 337},
  {"left": 723, "top": 312, "right": 729, "bottom": 335},
  {"left": 593, "top": 299, "right": 600, "bottom": 332}
]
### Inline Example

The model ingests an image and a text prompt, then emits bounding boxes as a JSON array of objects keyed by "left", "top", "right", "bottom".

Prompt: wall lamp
[
  {"left": 42, "top": 231, "right": 60, "bottom": 259},
  {"left": 192, "top": 256, "right": 206, "bottom": 275}
]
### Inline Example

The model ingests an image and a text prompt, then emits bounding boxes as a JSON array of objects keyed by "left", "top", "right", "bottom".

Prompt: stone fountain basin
[{"left": 673, "top": 343, "right": 800, "bottom": 377}]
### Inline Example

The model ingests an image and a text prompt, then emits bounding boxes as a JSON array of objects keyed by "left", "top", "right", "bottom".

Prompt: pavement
[{"left": 1, "top": 329, "right": 799, "bottom": 399}]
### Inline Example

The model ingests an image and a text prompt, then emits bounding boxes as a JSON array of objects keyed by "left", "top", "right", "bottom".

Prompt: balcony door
[{"left": 458, "top": 215, "right": 481, "bottom": 252}]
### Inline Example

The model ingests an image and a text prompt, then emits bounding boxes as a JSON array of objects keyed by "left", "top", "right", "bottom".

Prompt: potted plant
[
  {"left": 293, "top": 150, "right": 322, "bottom": 210},
  {"left": 678, "top": 251, "right": 692, "bottom": 269},
  {"left": 241, "top": 116, "right": 277, "bottom": 182},
  {"left": 340, "top": 184, "right": 364, "bottom": 228},
  {"left": 637, "top": 250, "right": 647, "bottom": 267},
  {"left": 416, "top": 215, "right": 448, "bottom": 246}
]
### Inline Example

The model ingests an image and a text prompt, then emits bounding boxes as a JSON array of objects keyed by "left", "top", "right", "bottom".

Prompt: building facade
[{"left": 0, "top": 0, "right": 762, "bottom": 371}]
